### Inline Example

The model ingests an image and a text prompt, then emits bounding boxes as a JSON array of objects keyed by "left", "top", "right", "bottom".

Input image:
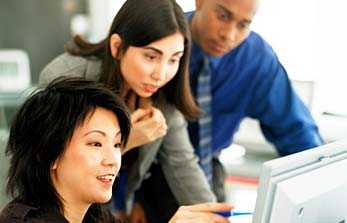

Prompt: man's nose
[{"left": 219, "top": 23, "right": 237, "bottom": 42}]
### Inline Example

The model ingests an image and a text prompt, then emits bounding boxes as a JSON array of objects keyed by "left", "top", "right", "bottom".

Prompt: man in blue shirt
[
  {"left": 134, "top": 0, "right": 323, "bottom": 221},
  {"left": 186, "top": 0, "right": 323, "bottom": 201}
]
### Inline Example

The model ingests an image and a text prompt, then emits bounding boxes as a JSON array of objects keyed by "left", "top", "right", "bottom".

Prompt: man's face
[{"left": 192, "top": 0, "right": 258, "bottom": 56}]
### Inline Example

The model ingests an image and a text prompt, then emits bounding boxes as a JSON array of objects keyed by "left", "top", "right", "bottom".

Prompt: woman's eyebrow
[
  {"left": 84, "top": 130, "right": 121, "bottom": 138},
  {"left": 143, "top": 46, "right": 184, "bottom": 56},
  {"left": 143, "top": 46, "right": 163, "bottom": 55},
  {"left": 84, "top": 130, "right": 106, "bottom": 137}
]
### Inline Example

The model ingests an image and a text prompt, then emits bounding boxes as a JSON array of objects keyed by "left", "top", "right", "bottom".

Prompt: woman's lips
[
  {"left": 96, "top": 174, "right": 115, "bottom": 185},
  {"left": 144, "top": 84, "right": 160, "bottom": 93}
]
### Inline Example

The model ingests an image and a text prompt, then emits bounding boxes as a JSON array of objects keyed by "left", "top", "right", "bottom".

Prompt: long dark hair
[
  {"left": 6, "top": 77, "right": 131, "bottom": 221},
  {"left": 66, "top": 0, "right": 199, "bottom": 120}
]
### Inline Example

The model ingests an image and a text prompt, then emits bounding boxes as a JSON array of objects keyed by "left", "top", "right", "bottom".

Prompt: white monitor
[
  {"left": 253, "top": 139, "right": 347, "bottom": 223},
  {"left": 0, "top": 49, "right": 31, "bottom": 92}
]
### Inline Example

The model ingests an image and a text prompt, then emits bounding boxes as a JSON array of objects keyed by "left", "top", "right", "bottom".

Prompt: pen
[{"left": 216, "top": 211, "right": 253, "bottom": 218}]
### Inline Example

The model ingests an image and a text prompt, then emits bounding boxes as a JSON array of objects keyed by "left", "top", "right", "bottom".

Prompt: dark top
[{"left": 0, "top": 201, "right": 119, "bottom": 223}]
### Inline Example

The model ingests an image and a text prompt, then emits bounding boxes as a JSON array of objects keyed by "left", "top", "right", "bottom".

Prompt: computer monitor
[
  {"left": 253, "top": 139, "right": 347, "bottom": 223},
  {"left": 0, "top": 49, "right": 31, "bottom": 93}
]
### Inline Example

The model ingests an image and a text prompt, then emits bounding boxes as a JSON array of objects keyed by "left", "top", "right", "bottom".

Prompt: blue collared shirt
[{"left": 187, "top": 14, "right": 323, "bottom": 156}]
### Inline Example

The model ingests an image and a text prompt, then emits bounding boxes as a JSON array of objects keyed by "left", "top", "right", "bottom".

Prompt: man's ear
[{"left": 110, "top": 33, "right": 122, "bottom": 59}]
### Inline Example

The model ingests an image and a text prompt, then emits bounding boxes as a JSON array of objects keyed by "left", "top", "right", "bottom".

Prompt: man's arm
[{"left": 248, "top": 55, "right": 323, "bottom": 156}]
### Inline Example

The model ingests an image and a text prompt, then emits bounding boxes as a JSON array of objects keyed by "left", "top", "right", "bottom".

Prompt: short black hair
[{"left": 5, "top": 77, "right": 131, "bottom": 213}]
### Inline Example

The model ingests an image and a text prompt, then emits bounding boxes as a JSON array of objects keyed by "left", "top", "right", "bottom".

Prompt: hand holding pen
[
  {"left": 216, "top": 210, "right": 253, "bottom": 218},
  {"left": 169, "top": 202, "right": 233, "bottom": 223}
]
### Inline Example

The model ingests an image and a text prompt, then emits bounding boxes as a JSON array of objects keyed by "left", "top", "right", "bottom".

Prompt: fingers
[
  {"left": 181, "top": 203, "right": 233, "bottom": 213},
  {"left": 171, "top": 206, "right": 231, "bottom": 223},
  {"left": 131, "top": 108, "right": 152, "bottom": 123},
  {"left": 125, "top": 106, "right": 168, "bottom": 150},
  {"left": 150, "top": 107, "right": 167, "bottom": 131},
  {"left": 136, "top": 107, "right": 167, "bottom": 132}
]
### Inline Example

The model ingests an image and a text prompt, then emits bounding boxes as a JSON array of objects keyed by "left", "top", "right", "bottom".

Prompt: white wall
[
  {"left": 88, "top": 0, "right": 126, "bottom": 42},
  {"left": 252, "top": 0, "right": 347, "bottom": 115},
  {"left": 176, "top": 0, "right": 195, "bottom": 12}
]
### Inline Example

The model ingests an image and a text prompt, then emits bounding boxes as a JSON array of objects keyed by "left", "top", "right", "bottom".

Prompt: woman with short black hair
[{"left": 0, "top": 77, "right": 131, "bottom": 222}]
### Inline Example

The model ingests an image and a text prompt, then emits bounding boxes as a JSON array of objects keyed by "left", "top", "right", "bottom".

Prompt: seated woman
[
  {"left": 0, "top": 77, "right": 231, "bottom": 223},
  {"left": 0, "top": 77, "right": 131, "bottom": 223}
]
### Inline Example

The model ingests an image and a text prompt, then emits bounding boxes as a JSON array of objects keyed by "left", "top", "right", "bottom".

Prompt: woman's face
[
  {"left": 120, "top": 32, "right": 185, "bottom": 97},
  {"left": 51, "top": 107, "right": 122, "bottom": 206}
]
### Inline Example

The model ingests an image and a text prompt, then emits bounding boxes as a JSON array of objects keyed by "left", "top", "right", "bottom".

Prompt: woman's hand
[
  {"left": 130, "top": 202, "right": 148, "bottom": 223},
  {"left": 123, "top": 107, "right": 168, "bottom": 153},
  {"left": 169, "top": 203, "right": 232, "bottom": 223}
]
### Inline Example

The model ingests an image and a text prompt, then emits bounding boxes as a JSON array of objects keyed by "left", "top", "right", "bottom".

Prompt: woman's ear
[
  {"left": 110, "top": 34, "right": 122, "bottom": 59},
  {"left": 52, "top": 158, "right": 59, "bottom": 170}
]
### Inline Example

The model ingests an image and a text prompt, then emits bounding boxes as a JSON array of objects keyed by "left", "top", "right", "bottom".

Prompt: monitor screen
[
  {"left": 0, "top": 62, "right": 19, "bottom": 77},
  {"left": 253, "top": 139, "right": 347, "bottom": 223},
  {"left": 0, "top": 50, "right": 30, "bottom": 92}
]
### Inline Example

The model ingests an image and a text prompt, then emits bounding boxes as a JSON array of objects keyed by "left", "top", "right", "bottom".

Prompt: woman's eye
[
  {"left": 114, "top": 143, "right": 122, "bottom": 149},
  {"left": 145, "top": 54, "right": 156, "bottom": 61},
  {"left": 88, "top": 142, "right": 102, "bottom": 147},
  {"left": 169, "top": 58, "right": 179, "bottom": 64}
]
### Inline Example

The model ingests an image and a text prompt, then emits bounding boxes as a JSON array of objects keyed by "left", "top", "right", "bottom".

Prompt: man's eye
[
  {"left": 218, "top": 12, "right": 229, "bottom": 21},
  {"left": 238, "top": 22, "right": 250, "bottom": 29}
]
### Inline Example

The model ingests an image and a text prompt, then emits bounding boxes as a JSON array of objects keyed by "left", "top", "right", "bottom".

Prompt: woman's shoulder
[
  {"left": 160, "top": 104, "right": 181, "bottom": 118},
  {"left": 0, "top": 200, "right": 68, "bottom": 223},
  {"left": 0, "top": 201, "right": 39, "bottom": 222},
  {"left": 160, "top": 104, "right": 187, "bottom": 127},
  {"left": 39, "top": 52, "right": 102, "bottom": 86},
  {"left": 100, "top": 209, "right": 121, "bottom": 223}
]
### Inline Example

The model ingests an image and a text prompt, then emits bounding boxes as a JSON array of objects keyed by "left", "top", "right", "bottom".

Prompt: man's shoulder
[
  {"left": 241, "top": 31, "right": 277, "bottom": 58},
  {"left": 218, "top": 31, "right": 279, "bottom": 68}
]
